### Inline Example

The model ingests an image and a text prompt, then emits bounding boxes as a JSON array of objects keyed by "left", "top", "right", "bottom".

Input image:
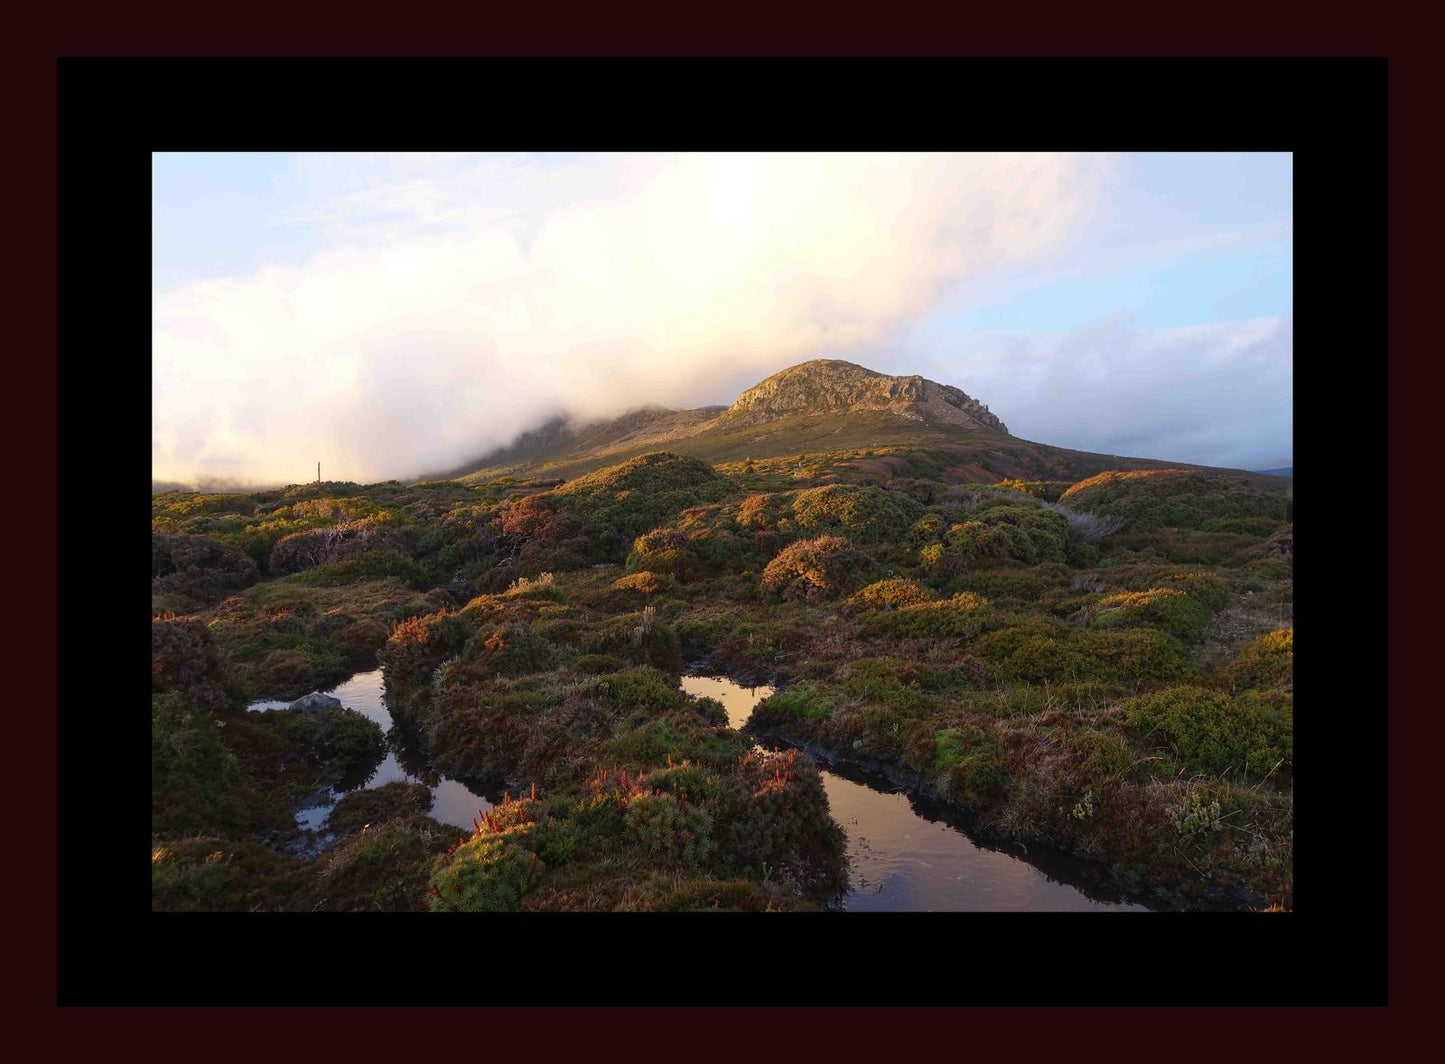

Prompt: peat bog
[{"left": 153, "top": 423, "right": 1293, "bottom": 913}]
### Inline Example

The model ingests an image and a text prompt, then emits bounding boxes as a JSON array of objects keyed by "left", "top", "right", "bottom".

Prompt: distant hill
[
  {"left": 437, "top": 358, "right": 1288, "bottom": 491},
  {"left": 1256, "top": 467, "right": 1293, "bottom": 478}
]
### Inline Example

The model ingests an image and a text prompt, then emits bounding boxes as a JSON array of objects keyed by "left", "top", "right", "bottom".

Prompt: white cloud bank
[{"left": 153, "top": 152, "right": 1109, "bottom": 485}]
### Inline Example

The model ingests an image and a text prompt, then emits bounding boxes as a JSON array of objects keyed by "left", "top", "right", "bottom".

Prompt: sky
[{"left": 152, "top": 152, "right": 1292, "bottom": 485}]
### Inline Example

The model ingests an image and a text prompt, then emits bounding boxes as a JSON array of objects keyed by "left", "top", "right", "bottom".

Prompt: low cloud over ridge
[{"left": 153, "top": 153, "right": 1108, "bottom": 485}]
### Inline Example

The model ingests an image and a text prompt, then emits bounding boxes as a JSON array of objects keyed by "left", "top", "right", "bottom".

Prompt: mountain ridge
[
  {"left": 442, "top": 358, "right": 1016, "bottom": 482},
  {"left": 437, "top": 358, "right": 1282, "bottom": 491}
]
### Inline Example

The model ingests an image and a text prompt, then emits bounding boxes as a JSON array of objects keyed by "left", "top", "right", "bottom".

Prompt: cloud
[
  {"left": 907, "top": 311, "right": 1293, "bottom": 470},
  {"left": 152, "top": 152, "right": 1107, "bottom": 485}
]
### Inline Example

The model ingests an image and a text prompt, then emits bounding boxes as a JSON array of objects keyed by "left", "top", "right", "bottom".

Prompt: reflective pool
[
  {"left": 681, "top": 672, "right": 1150, "bottom": 912},
  {"left": 249, "top": 669, "right": 493, "bottom": 836}
]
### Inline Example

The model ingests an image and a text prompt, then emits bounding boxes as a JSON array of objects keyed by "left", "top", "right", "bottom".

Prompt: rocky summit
[{"left": 717, "top": 359, "right": 1007, "bottom": 433}]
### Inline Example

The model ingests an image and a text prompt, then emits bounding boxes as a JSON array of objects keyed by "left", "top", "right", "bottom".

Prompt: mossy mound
[
  {"left": 328, "top": 782, "right": 435, "bottom": 834},
  {"left": 919, "top": 500, "right": 1074, "bottom": 573},
  {"left": 1059, "top": 469, "right": 1288, "bottom": 530},
  {"left": 317, "top": 814, "right": 465, "bottom": 911},
  {"left": 151, "top": 838, "right": 315, "bottom": 912},
  {"left": 1123, "top": 685, "right": 1292, "bottom": 779}
]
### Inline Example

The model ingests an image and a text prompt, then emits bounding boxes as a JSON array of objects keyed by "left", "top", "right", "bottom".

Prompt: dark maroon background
[{"left": 27, "top": 8, "right": 1417, "bottom": 1044}]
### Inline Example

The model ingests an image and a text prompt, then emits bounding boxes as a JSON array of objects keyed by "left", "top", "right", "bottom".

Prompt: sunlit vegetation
[
  {"left": 760, "top": 535, "right": 871, "bottom": 601},
  {"left": 153, "top": 445, "right": 1293, "bottom": 911}
]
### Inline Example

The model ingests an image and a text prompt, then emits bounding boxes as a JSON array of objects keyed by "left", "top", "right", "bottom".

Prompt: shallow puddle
[
  {"left": 681, "top": 672, "right": 1150, "bottom": 912},
  {"left": 249, "top": 669, "right": 493, "bottom": 835}
]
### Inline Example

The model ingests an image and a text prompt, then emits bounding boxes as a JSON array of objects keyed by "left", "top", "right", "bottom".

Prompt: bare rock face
[{"left": 716, "top": 359, "right": 1007, "bottom": 433}]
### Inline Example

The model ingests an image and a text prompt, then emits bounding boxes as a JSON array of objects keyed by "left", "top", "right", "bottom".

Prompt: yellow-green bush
[
  {"left": 427, "top": 829, "right": 544, "bottom": 912},
  {"left": 787, "top": 484, "right": 925, "bottom": 543},
  {"left": 1224, "top": 628, "right": 1293, "bottom": 692},
  {"left": 846, "top": 578, "right": 938, "bottom": 612},
  {"left": 1123, "top": 685, "right": 1292, "bottom": 779},
  {"left": 1059, "top": 469, "right": 1287, "bottom": 530},
  {"left": 866, "top": 592, "right": 991, "bottom": 638},
  {"left": 1087, "top": 587, "right": 1212, "bottom": 643}
]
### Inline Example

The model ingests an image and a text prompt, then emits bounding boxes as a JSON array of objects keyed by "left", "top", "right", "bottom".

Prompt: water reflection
[
  {"left": 680, "top": 672, "right": 1150, "bottom": 913},
  {"left": 248, "top": 669, "right": 493, "bottom": 834},
  {"left": 679, "top": 673, "right": 775, "bottom": 730}
]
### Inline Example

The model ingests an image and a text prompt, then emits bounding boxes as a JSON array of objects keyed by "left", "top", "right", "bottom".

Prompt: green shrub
[
  {"left": 601, "top": 666, "right": 687, "bottom": 711},
  {"left": 471, "top": 623, "right": 557, "bottom": 677},
  {"left": 760, "top": 535, "right": 869, "bottom": 602},
  {"left": 906, "top": 513, "right": 947, "bottom": 548},
  {"left": 625, "top": 792, "right": 714, "bottom": 867},
  {"left": 1224, "top": 628, "right": 1293, "bottom": 692},
  {"left": 584, "top": 609, "right": 683, "bottom": 672},
  {"left": 1059, "top": 469, "right": 1288, "bottom": 530},
  {"left": 922, "top": 503, "right": 1072, "bottom": 573},
  {"left": 1071, "top": 729, "right": 1136, "bottom": 783},
  {"left": 427, "top": 830, "right": 543, "bottom": 912},
  {"left": 719, "top": 750, "right": 847, "bottom": 897},
  {"left": 152, "top": 694, "right": 240, "bottom": 835},
  {"left": 152, "top": 838, "right": 314, "bottom": 911},
  {"left": 280, "top": 707, "right": 386, "bottom": 775},
  {"left": 605, "top": 709, "right": 746, "bottom": 768},
  {"left": 973, "top": 623, "right": 1193, "bottom": 685},
  {"left": 933, "top": 727, "right": 1009, "bottom": 805},
  {"left": 841, "top": 658, "right": 931, "bottom": 713},
  {"left": 867, "top": 593, "right": 991, "bottom": 638},
  {"left": 690, "top": 696, "right": 729, "bottom": 727},
  {"left": 1123, "top": 685, "right": 1292, "bottom": 779},
  {"left": 316, "top": 814, "right": 463, "bottom": 911},
  {"left": 788, "top": 484, "right": 925, "bottom": 542},
  {"left": 751, "top": 683, "right": 840, "bottom": 726},
  {"left": 152, "top": 533, "right": 260, "bottom": 607},
  {"left": 152, "top": 617, "right": 233, "bottom": 712},
  {"left": 328, "top": 782, "right": 434, "bottom": 834},
  {"left": 525, "top": 452, "right": 733, "bottom": 563},
  {"left": 571, "top": 653, "right": 628, "bottom": 675},
  {"left": 1073, "top": 628, "right": 1195, "bottom": 685},
  {"left": 291, "top": 550, "right": 430, "bottom": 590},
  {"left": 846, "top": 578, "right": 938, "bottom": 612},
  {"left": 1200, "top": 515, "right": 1284, "bottom": 536},
  {"left": 270, "top": 520, "right": 406, "bottom": 575},
  {"left": 1087, "top": 587, "right": 1212, "bottom": 643},
  {"left": 610, "top": 570, "right": 676, "bottom": 597}
]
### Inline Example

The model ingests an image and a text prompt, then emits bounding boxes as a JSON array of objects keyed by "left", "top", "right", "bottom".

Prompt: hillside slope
[{"left": 442, "top": 359, "right": 1285, "bottom": 491}]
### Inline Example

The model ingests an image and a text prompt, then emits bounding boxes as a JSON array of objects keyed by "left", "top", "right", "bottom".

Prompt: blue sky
[{"left": 153, "top": 152, "right": 1292, "bottom": 483}]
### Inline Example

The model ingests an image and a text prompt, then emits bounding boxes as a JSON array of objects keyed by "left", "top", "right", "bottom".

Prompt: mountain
[
  {"left": 716, "top": 359, "right": 1007, "bottom": 432},
  {"left": 439, "top": 358, "right": 1286, "bottom": 490},
  {"left": 1256, "top": 467, "right": 1293, "bottom": 478}
]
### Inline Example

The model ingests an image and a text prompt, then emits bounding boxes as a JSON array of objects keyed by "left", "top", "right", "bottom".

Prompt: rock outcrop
[
  {"left": 288, "top": 692, "right": 343, "bottom": 713},
  {"left": 715, "top": 359, "right": 1007, "bottom": 433}
]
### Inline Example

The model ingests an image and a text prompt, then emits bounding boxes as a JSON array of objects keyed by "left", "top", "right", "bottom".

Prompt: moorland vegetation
[{"left": 152, "top": 364, "right": 1293, "bottom": 912}]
